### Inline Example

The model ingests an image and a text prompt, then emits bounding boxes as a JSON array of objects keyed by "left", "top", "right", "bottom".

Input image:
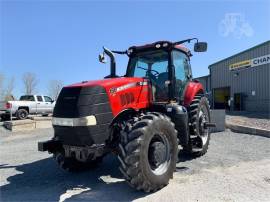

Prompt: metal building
[{"left": 196, "top": 40, "right": 270, "bottom": 112}]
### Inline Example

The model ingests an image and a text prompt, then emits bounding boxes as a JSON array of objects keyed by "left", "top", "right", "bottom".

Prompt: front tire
[
  {"left": 184, "top": 95, "right": 211, "bottom": 157},
  {"left": 118, "top": 112, "right": 178, "bottom": 192},
  {"left": 54, "top": 152, "right": 103, "bottom": 172}
]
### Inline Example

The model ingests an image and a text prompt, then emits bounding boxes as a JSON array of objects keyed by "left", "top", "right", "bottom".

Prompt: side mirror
[
  {"left": 186, "top": 74, "right": 192, "bottom": 80},
  {"left": 194, "top": 42, "right": 207, "bottom": 52},
  {"left": 99, "top": 53, "right": 107, "bottom": 63}
]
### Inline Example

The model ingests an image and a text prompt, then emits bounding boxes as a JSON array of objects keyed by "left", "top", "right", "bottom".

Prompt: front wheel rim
[{"left": 148, "top": 134, "right": 171, "bottom": 175}]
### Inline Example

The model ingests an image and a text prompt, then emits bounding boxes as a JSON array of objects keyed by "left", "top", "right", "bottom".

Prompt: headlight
[{"left": 52, "top": 116, "right": 97, "bottom": 127}]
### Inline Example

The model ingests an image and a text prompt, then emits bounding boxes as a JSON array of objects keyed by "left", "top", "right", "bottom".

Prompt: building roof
[
  {"left": 209, "top": 40, "right": 270, "bottom": 68},
  {"left": 195, "top": 75, "right": 210, "bottom": 79}
]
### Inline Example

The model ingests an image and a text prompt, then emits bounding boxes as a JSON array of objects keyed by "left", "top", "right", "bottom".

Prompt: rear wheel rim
[
  {"left": 148, "top": 134, "right": 171, "bottom": 175},
  {"left": 20, "top": 111, "right": 27, "bottom": 118},
  {"left": 22, "top": 112, "right": 26, "bottom": 118},
  {"left": 198, "top": 109, "right": 209, "bottom": 147}
]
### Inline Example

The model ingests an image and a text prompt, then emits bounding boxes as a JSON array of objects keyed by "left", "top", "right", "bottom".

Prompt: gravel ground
[
  {"left": 0, "top": 128, "right": 270, "bottom": 202},
  {"left": 226, "top": 112, "right": 270, "bottom": 131}
]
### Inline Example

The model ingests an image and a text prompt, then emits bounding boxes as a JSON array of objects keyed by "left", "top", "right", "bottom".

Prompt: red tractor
[{"left": 38, "top": 38, "right": 215, "bottom": 192}]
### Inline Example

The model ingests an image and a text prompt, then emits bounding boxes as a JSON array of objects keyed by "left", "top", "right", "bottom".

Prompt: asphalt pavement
[{"left": 0, "top": 128, "right": 270, "bottom": 202}]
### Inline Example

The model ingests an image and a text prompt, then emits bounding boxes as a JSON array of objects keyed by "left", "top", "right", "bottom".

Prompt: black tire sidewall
[
  {"left": 17, "top": 109, "right": 28, "bottom": 120},
  {"left": 139, "top": 117, "right": 178, "bottom": 186}
]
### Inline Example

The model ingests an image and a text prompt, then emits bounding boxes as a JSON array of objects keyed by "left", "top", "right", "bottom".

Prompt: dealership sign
[{"left": 229, "top": 54, "right": 270, "bottom": 71}]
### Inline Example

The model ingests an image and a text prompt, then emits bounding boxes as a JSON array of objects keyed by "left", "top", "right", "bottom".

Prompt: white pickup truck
[{"left": 0, "top": 95, "right": 55, "bottom": 120}]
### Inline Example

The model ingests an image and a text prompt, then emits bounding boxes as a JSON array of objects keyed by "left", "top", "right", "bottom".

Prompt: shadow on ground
[
  {"left": 0, "top": 150, "right": 198, "bottom": 201},
  {"left": 0, "top": 155, "right": 148, "bottom": 201}
]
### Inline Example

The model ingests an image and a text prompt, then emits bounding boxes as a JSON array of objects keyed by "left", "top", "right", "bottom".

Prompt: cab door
[
  {"left": 36, "top": 95, "right": 46, "bottom": 114},
  {"left": 43, "top": 96, "right": 54, "bottom": 113},
  {"left": 172, "top": 50, "right": 190, "bottom": 101},
  {"left": 129, "top": 50, "right": 169, "bottom": 102}
]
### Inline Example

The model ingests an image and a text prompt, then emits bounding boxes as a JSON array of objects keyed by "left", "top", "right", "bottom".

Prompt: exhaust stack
[{"left": 103, "top": 47, "right": 117, "bottom": 78}]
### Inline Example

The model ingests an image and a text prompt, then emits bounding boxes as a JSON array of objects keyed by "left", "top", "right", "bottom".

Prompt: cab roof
[{"left": 128, "top": 40, "right": 192, "bottom": 56}]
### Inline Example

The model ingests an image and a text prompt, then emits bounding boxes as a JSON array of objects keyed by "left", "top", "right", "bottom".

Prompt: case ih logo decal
[{"left": 110, "top": 81, "right": 148, "bottom": 94}]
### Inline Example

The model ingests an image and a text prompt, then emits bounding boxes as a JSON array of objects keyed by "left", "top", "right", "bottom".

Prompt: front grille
[
  {"left": 53, "top": 86, "right": 112, "bottom": 119},
  {"left": 53, "top": 85, "right": 113, "bottom": 146}
]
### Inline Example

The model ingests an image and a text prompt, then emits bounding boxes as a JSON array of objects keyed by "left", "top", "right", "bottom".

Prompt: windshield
[
  {"left": 127, "top": 50, "right": 169, "bottom": 102},
  {"left": 20, "top": 95, "right": 35, "bottom": 101},
  {"left": 127, "top": 50, "right": 169, "bottom": 78}
]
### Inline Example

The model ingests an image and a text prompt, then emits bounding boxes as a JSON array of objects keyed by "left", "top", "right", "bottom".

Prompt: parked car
[{"left": 0, "top": 95, "right": 55, "bottom": 120}]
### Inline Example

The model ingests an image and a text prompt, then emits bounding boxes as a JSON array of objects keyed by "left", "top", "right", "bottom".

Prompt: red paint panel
[
  {"left": 183, "top": 81, "right": 204, "bottom": 107},
  {"left": 66, "top": 77, "right": 152, "bottom": 116},
  {"left": 63, "top": 77, "right": 204, "bottom": 115}
]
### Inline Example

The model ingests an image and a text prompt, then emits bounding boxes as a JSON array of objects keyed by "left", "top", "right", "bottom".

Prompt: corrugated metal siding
[
  {"left": 209, "top": 41, "right": 270, "bottom": 112},
  {"left": 194, "top": 75, "right": 212, "bottom": 107}
]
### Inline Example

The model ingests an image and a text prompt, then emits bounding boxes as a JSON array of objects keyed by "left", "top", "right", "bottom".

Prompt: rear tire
[
  {"left": 118, "top": 112, "right": 178, "bottom": 192},
  {"left": 16, "top": 109, "right": 29, "bottom": 120},
  {"left": 54, "top": 152, "right": 103, "bottom": 172},
  {"left": 184, "top": 95, "right": 211, "bottom": 157}
]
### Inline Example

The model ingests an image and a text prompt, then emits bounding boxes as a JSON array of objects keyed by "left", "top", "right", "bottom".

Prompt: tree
[
  {"left": 4, "top": 77, "right": 15, "bottom": 100},
  {"left": 0, "top": 73, "right": 4, "bottom": 100},
  {"left": 48, "top": 80, "right": 63, "bottom": 100},
  {"left": 0, "top": 73, "right": 15, "bottom": 101},
  {"left": 22, "top": 72, "right": 38, "bottom": 94}
]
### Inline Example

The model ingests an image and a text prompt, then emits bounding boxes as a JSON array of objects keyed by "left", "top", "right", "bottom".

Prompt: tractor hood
[
  {"left": 66, "top": 77, "right": 146, "bottom": 90},
  {"left": 55, "top": 77, "right": 151, "bottom": 118}
]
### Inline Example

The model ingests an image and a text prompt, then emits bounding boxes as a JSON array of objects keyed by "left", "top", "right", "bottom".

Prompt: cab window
[
  {"left": 37, "top": 96, "right": 43, "bottom": 102},
  {"left": 132, "top": 61, "right": 148, "bottom": 77},
  {"left": 172, "top": 50, "right": 190, "bottom": 99},
  {"left": 20, "top": 95, "right": 35, "bottom": 101},
  {"left": 128, "top": 50, "right": 168, "bottom": 78},
  {"left": 128, "top": 50, "right": 169, "bottom": 101},
  {"left": 44, "top": 96, "right": 53, "bottom": 102}
]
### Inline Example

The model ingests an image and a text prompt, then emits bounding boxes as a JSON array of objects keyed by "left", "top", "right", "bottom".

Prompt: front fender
[{"left": 110, "top": 108, "right": 137, "bottom": 126}]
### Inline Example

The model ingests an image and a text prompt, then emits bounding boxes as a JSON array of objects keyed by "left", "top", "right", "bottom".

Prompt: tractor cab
[
  {"left": 39, "top": 38, "right": 215, "bottom": 193},
  {"left": 126, "top": 41, "right": 193, "bottom": 103},
  {"left": 100, "top": 39, "right": 207, "bottom": 104}
]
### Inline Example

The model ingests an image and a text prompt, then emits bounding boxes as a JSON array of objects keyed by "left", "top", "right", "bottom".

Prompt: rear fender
[
  {"left": 18, "top": 106, "right": 29, "bottom": 113},
  {"left": 183, "top": 81, "right": 204, "bottom": 107}
]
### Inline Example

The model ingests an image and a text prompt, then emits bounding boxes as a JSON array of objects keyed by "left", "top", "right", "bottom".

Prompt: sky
[{"left": 0, "top": 0, "right": 269, "bottom": 97}]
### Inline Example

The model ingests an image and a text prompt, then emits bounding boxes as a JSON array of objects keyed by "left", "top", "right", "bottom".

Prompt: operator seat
[
  {"left": 156, "top": 72, "right": 168, "bottom": 88},
  {"left": 155, "top": 72, "right": 168, "bottom": 101}
]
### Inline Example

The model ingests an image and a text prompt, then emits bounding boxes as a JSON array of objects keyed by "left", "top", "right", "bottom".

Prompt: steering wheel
[{"left": 137, "top": 66, "right": 160, "bottom": 77}]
